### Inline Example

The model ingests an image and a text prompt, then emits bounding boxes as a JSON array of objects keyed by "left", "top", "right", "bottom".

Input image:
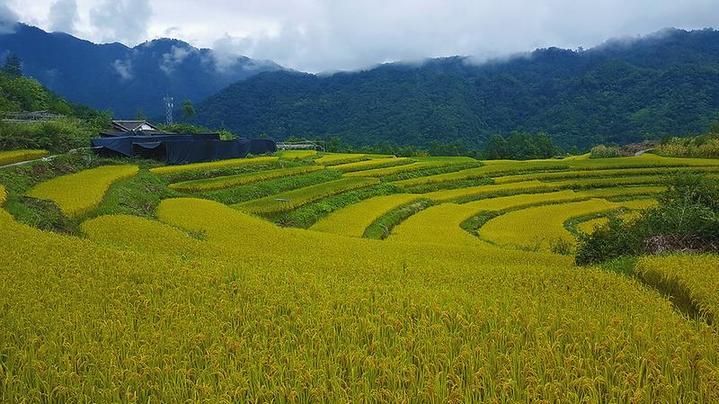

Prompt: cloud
[
  {"left": 89, "top": 0, "right": 153, "bottom": 45},
  {"left": 159, "top": 45, "right": 192, "bottom": 74},
  {"left": 0, "top": 3, "right": 18, "bottom": 34},
  {"left": 48, "top": 0, "right": 79, "bottom": 33},
  {"left": 8, "top": 0, "right": 719, "bottom": 72},
  {"left": 112, "top": 58, "right": 133, "bottom": 80}
]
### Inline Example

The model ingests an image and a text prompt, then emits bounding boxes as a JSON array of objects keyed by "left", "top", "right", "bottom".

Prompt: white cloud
[
  {"left": 159, "top": 45, "right": 192, "bottom": 74},
  {"left": 48, "top": 0, "right": 79, "bottom": 33},
  {"left": 8, "top": 0, "right": 719, "bottom": 72},
  {"left": 0, "top": 3, "right": 18, "bottom": 34},
  {"left": 112, "top": 58, "right": 133, "bottom": 80},
  {"left": 89, "top": 0, "right": 152, "bottom": 44}
]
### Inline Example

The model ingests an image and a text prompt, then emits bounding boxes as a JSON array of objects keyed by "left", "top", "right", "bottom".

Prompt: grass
[
  {"left": 26, "top": 164, "right": 139, "bottom": 217},
  {"left": 0, "top": 149, "right": 49, "bottom": 165},
  {"left": 236, "top": 177, "right": 380, "bottom": 215},
  {"left": 168, "top": 165, "right": 324, "bottom": 192}
]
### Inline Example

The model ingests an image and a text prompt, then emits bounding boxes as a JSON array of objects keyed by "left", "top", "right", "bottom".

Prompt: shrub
[
  {"left": 590, "top": 145, "right": 624, "bottom": 158},
  {"left": 575, "top": 173, "right": 719, "bottom": 264}
]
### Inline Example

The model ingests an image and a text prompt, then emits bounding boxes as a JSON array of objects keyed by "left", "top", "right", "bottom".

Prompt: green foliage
[
  {"left": 182, "top": 99, "right": 195, "bottom": 119},
  {"left": 363, "top": 198, "right": 434, "bottom": 239},
  {"left": 1, "top": 54, "right": 22, "bottom": 77},
  {"left": 655, "top": 131, "right": 719, "bottom": 159},
  {"left": 576, "top": 173, "right": 719, "bottom": 264},
  {"left": 482, "top": 132, "right": 558, "bottom": 160},
  {"left": 0, "top": 118, "right": 98, "bottom": 153}
]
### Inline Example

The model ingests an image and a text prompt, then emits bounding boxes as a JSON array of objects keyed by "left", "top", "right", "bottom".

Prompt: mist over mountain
[
  {"left": 194, "top": 28, "right": 719, "bottom": 149},
  {"left": 0, "top": 23, "right": 281, "bottom": 117}
]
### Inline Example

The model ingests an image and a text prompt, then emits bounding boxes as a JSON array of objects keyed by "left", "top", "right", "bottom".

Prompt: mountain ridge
[
  {"left": 0, "top": 23, "right": 282, "bottom": 117},
  {"left": 194, "top": 27, "right": 719, "bottom": 149}
]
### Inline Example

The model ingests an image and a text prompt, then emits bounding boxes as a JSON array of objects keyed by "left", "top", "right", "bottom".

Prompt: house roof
[{"left": 112, "top": 120, "right": 161, "bottom": 132}]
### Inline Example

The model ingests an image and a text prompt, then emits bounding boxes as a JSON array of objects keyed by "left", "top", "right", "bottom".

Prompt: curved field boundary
[
  {"left": 493, "top": 166, "right": 719, "bottom": 184},
  {"left": 0, "top": 149, "right": 49, "bottom": 166},
  {"left": 332, "top": 157, "right": 413, "bottom": 173},
  {"left": 394, "top": 154, "right": 719, "bottom": 189},
  {"left": 635, "top": 254, "right": 719, "bottom": 326},
  {"left": 478, "top": 198, "right": 650, "bottom": 253},
  {"left": 424, "top": 180, "right": 554, "bottom": 203},
  {"left": 236, "top": 177, "right": 380, "bottom": 214},
  {"left": 346, "top": 157, "right": 479, "bottom": 178},
  {"left": 314, "top": 153, "right": 368, "bottom": 166},
  {"left": 27, "top": 164, "right": 139, "bottom": 217},
  {"left": 310, "top": 193, "right": 422, "bottom": 237},
  {"left": 150, "top": 156, "right": 279, "bottom": 175},
  {"left": 389, "top": 190, "right": 587, "bottom": 246},
  {"left": 169, "top": 165, "right": 324, "bottom": 192}
]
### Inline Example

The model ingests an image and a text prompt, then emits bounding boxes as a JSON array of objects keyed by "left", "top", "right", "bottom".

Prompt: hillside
[
  {"left": 195, "top": 28, "right": 719, "bottom": 149},
  {"left": 1, "top": 149, "right": 719, "bottom": 400},
  {"left": 0, "top": 24, "right": 282, "bottom": 117}
]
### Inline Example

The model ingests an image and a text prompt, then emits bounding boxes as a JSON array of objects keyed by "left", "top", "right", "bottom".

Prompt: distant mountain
[
  {"left": 195, "top": 28, "right": 719, "bottom": 149},
  {"left": 0, "top": 24, "right": 282, "bottom": 117}
]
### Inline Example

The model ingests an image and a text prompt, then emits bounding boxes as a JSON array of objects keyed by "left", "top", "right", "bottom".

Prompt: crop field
[
  {"left": 310, "top": 193, "right": 421, "bottom": 237},
  {"left": 314, "top": 153, "right": 369, "bottom": 166},
  {"left": 332, "top": 157, "right": 413, "bottom": 172},
  {"left": 276, "top": 150, "right": 318, "bottom": 160},
  {"left": 478, "top": 198, "right": 654, "bottom": 252},
  {"left": 237, "top": 176, "right": 380, "bottom": 214},
  {"left": 149, "top": 156, "right": 279, "bottom": 175},
  {"left": 26, "top": 164, "right": 139, "bottom": 216},
  {"left": 2, "top": 151, "right": 719, "bottom": 401},
  {"left": 0, "top": 149, "right": 49, "bottom": 165},
  {"left": 168, "top": 165, "right": 324, "bottom": 192}
]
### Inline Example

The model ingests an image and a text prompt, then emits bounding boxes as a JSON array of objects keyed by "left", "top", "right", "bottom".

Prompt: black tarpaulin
[{"left": 91, "top": 134, "right": 276, "bottom": 165}]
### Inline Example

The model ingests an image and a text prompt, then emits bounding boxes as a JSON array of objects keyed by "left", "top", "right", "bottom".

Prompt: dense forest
[
  {"left": 195, "top": 28, "right": 719, "bottom": 150},
  {"left": 0, "top": 58, "right": 109, "bottom": 152}
]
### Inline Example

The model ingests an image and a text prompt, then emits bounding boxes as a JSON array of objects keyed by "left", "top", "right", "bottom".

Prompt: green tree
[
  {"left": 1, "top": 54, "right": 22, "bottom": 77},
  {"left": 182, "top": 99, "right": 195, "bottom": 119}
]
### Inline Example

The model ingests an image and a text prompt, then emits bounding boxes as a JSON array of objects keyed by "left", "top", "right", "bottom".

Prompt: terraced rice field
[
  {"left": 149, "top": 156, "right": 279, "bottom": 175},
  {"left": 169, "top": 165, "right": 324, "bottom": 192},
  {"left": 310, "top": 193, "right": 422, "bottom": 237},
  {"left": 2, "top": 151, "right": 719, "bottom": 401},
  {"left": 237, "top": 176, "right": 380, "bottom": 214},
  {"left": 26, "top": 164, "right": 139, "bottom": 216},
  {"left": 0, "top": 149, "right": 49, "bottom": 165}
]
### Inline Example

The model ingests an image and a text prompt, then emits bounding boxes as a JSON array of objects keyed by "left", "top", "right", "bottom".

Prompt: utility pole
[{"left": 163, "top": 95, "right": 174, "bottom": 125}]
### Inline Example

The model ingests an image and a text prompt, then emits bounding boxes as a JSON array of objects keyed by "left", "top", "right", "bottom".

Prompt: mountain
[
  {"left": 195, "top": 28, "right": 719, "bottom": 149},
  {"left": 0, "top": 24, "right": 282, "bottom": 117}
]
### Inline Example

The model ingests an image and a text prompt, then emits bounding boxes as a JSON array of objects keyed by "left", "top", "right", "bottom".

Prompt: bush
[
  {"left": 576, "top": 173, "right": 719, "bottom": 265},
  {"left": 0, "top": 118, "right": 97, "bottom": 153},
  {"left": 589, "top": 144, "right": 623, "bottom": 158}
]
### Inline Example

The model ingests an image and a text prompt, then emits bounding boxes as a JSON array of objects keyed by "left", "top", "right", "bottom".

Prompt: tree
[
  {"left": 182, "top": 99, "right": 195, "bottom": 119},
  {"left": 1, "top": 54, "right": 22, "bottom": 77},
  {"left": 483, "top": 134, "right": 510, "bottom": 159}
]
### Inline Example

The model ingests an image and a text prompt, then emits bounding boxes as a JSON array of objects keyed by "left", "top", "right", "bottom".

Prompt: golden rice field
[
  {"left": 2, "top": 150, "right": 719, "bottom": 401},
  {"left": 169, "top": 165, "right": 324, "bottom": 192},
  {"left": 149, "top": 155, "right": 279, "bottom": 175},
  {"left": 0, "top": 149, "right": 49, "bottom": 165},
  {"left": 26, "top": 164, "right": 139, "bottom": 216}
]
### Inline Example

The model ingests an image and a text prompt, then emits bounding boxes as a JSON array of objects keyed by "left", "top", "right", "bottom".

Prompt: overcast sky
[{"left": 5, "top": 0, "right": 719, "bottom": 72}]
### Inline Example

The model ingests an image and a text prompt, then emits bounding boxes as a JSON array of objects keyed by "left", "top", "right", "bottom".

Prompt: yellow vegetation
[
  {"left": 26, "top": 164, "right": 138, "bottom": 216},
  {"left": 0, "top": 149, "right": 49, "bottom": 165}
]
